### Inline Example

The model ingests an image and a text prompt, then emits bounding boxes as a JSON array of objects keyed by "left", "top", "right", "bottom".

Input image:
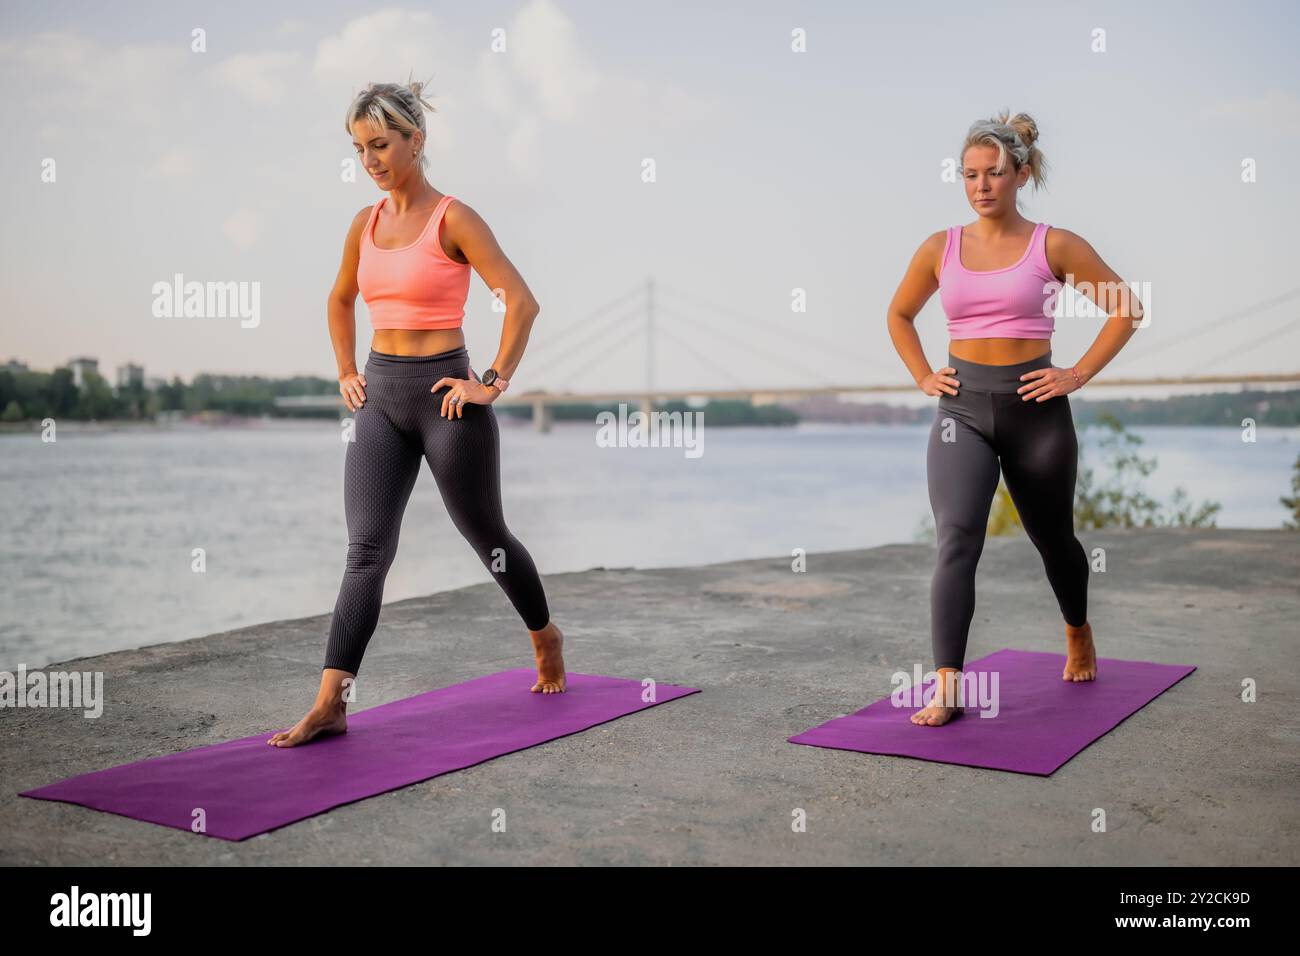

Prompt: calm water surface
[{"left": 1, "top": 419, "right": 1295, "bottom": 669}]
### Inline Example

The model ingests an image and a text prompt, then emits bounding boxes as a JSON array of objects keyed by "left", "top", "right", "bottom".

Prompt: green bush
[
  {"left": 1282, "top": 453, "right": 1300, "bottom": 531},
  {"left": 917, "top": 412, "right": 1222, "bottom": 539},
  {"left": 1074, "top": 412, "right": 1220, "bottom": 529}
]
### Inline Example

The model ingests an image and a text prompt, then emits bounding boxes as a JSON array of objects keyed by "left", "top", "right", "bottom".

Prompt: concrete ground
[{"left": 3, "top": 528, "right": 1297, "bottom": 865}]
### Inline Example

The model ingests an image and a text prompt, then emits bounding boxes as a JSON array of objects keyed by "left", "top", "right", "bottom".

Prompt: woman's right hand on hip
[
  {"left": 339, "top": 371, "right": 368, "bottom": 412},
  {"left": 919, "top": 367, "right": 960, "bottom": 397}
]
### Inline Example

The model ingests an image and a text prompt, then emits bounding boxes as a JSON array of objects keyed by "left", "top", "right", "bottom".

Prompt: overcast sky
[{"left": 2, "top": 0, "right": 1297, "bottom": 396}]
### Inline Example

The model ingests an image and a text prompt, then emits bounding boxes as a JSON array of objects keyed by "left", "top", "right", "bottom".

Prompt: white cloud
[
  {"left": 312, "top": 9, "right": 448, "bottom": 91},
  {"left": 506, "top": 115, "right": 543, "bottom": 180},
  {"left": 467, "top": 0, "right": 721, "bottom": 173},
  {"left": 213, "top": 51, "right": 304, "bottom": 106},
  {"left": 0, "top": 31, "right": 186, "bottom": 132},
  {"left": 0, "top": 9, "right": 722, "bottom": 218},
  {"left": 509, "top": 0, "right": 600, "bottom": 122},
  {"left": 222, "top": 208, "right": 261, "bottom": 247},
  {"left": 1201, "top": 88, "right": 1300, "bottom": 134},
  {"left": 151, "top": 146, "right": 198, "bottom": 179},
  {"left": 476, "top": 48, "right": 517, "bottom": 115},
  {"left": 310, "top": 9, "right": 460, "bottom": 155}
]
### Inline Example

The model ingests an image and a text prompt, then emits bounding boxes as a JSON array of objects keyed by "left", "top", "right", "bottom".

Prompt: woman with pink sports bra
[
  {"left": 886, "top": 111, "right": 1143, "bottom": 727},
  {"left": 270, "top": 79, "right": 564, "bottom": 748}
]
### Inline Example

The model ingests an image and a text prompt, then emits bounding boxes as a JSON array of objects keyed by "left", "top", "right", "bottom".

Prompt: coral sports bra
[
  {"left": 357, "top": 194, "right": 471, "bottom": 331},
  {"left": 938, "top": 222, "right": 1059, "bottom": 340}
]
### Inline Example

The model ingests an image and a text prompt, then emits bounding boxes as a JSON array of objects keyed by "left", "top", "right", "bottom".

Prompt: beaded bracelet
[{"left": 1069, "top": 366, "right": 1084, "bottom": 389}]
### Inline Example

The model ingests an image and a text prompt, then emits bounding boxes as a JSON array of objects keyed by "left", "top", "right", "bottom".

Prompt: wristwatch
[{"left": 481, "top": 368, "right": 510, "bottom": 393}]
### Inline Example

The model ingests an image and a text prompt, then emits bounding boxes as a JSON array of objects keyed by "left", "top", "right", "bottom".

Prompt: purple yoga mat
[
  {"left": 20, "top": 668, "right": 699, "bottom": 841},
  {"left": 788, "top": 649, "right": 1195, "bottom": 775}
]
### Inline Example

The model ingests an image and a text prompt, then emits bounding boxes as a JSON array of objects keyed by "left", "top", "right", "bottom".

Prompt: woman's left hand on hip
[
  {"left": 432, "top": 375, "right": 498, "bottom": 418},
  {"left": 1017, "top": 366, "right": 1079, "bottom": 402}
]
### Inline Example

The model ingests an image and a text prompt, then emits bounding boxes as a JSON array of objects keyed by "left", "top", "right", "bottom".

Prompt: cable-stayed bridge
[{"left": 277, "top": 281, "right": 1300, "bottom": 430}]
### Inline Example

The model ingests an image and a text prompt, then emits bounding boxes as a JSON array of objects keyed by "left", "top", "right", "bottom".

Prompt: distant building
[
  {"left": 145, "top": 376, "right": 168, "bottom": 390},
  {"left": 67, "top": 357, "right": 99, "bottom": 389},
  {"left": 116, "top": 363, "right": 145, "bottom": 389}
]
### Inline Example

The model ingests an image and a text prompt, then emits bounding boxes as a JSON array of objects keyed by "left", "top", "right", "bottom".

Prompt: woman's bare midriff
[
  {"left": 948, "top": 338, "right": 1051, "bottom": 365},
  {"left": 371, "top": 327, "right": 466, "bottom": 356}
]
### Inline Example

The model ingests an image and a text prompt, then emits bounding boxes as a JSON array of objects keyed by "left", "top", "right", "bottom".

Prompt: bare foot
[
  {"left": 910, "top": 701, "right": 963, "bottom": 726},
  {"left": 910, "top": 668, "right": 963, "bottom": 726},
  {"left": 267, "top": 701, "right": 348, "bottom": 748},
  {"left": 1063, "top": 620, "right": 1097, "bottom": 682},
  {"left": 529, "top": 621, "right": 566, "bottom": 694}
]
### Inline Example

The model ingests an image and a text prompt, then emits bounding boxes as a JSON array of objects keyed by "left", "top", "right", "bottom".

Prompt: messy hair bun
[
  {"left": 961, "top": 109, "right": 1047, "bottom": 190},
  {"left": 345, "top": 73, "right": 437, "bottom": 170}
]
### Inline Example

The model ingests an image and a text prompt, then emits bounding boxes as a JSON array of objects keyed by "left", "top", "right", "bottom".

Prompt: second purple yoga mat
[
  {"left": 19, "top": 669, "right": 699, "bottom": 841},
  {"left": 788, "top": 649, "right": 1195, "bottom": 775}
]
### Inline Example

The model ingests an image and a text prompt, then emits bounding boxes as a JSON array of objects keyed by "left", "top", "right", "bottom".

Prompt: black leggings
[
  {"left": 323, "top": 346, "right": 550, "bottom": 675},
  {"left": 926, "top": 351, "right": 1088, "bottom": 670}
]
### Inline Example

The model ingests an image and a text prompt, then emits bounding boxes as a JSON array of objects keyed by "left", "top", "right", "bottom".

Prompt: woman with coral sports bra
[
  {"left": 270, "top": 79, "right": 564, "bottom": 748},
  {"left": 886, "top": 111, "right": 1144, "bottom": 727}
]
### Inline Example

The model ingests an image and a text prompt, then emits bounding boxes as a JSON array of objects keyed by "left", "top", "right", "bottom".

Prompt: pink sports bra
[
  {"left": 357, "top": 194, "right": 471, "bottom": 331},
  {"left": 938, "top": 222, "right": 1059, "bottom": 340}
]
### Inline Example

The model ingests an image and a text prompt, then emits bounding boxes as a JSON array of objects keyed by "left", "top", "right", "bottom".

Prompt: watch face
[{"left": 481, "top": 368, "right": 498, "bottom": 386}]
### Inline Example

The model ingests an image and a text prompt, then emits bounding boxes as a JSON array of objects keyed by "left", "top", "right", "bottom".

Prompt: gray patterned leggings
[
  {"left": 323, "top": 346, "right": 550, "bottom": 675},
  {"left": 926, "top": 351, "right": 1089, "bottom": 670}
]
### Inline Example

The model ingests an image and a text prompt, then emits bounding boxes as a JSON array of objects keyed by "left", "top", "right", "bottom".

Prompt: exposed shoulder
[
  {"left": 1043, "top": 226, "right": 1099, "bottom": 276},
  {"left": 349, "top": 204, "right": 376, "bottom": 233},
  {"left": 440, "top": 198, "right": 489, "bottom": 262},
  {"left": 913, "top": 228, "right": 949, "bottom": 276},
  {"left": 338, "top": 205, "right": 376, "bottom": 256},
  {"left": 1044, "top": 225, "right": 1093, "bottom": 257},
  {"left": 921, "top": 228, "right": 948, "bottom": 256},
  {"left": 442, "top": 197, "right": 484, "bottom": 232}
]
